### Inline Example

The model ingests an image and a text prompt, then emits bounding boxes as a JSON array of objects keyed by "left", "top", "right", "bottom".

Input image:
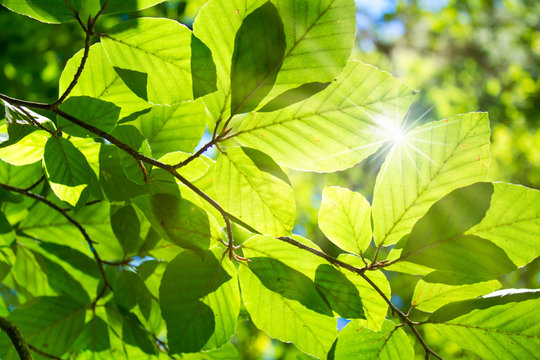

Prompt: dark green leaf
[
  {"left": 231, "top": 2, "right": 285, "bottom": 114},
  {"left": 159, "top": 250, "right": 240, "bottom": 354}
]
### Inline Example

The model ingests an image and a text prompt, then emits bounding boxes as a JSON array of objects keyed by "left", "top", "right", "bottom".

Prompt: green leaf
[
  {"left": 466, "top": 183, "right": 540, "bottom": 267},
  {"left": 331, "top": 320, "right": 415, "bottom": 360},
  {"left": 59, "top": 44, "right": 150, "bottom": 120},
  {"left": 102, "top": 0, "right": 167, "bottom": 15},
  {"left": 259, "top": 82, "right": 330, "bottom": 113},
  {"left": 373, "top": 112, "right": 491, "bottom": 246},
  {"left": 110, "top": 204, "right": 143, "bottom": 257},
  {"left": 112, "top": 269, "right": 153, "bottom": 325},
  {"left": 72, "top": 316, "right": 111, "bottom": 352},
  {"left": 159, "top": 249, "right": 240, "bottom": 354},
  {"left": 58, "top": 96, "right": 120, "bottom": 138},
  {"left": 240, "top": 235, "right": 336, "bottom": 358},
  {"left": 8, "top": 296, "right": 86, "bottom": 356},
  {"left": 318, "top": 186, "right": 372, "bottom": 255},
  {"left": 132, "top": 193, "right": 215, "bottom": 251},
  {"left": 99, "top": 144, "right": 150, "bottom": 201},
  {"left": 214, "top": 147, "right": 295, "bottom": 236},
  {"left": 179, "top": 343, "right": 240, "bottom": 360},
  {"left": 101, "top": 18, "right": 216, "bottom": 105},
  {"left": 337, "top": 254, "right": 390, "bottom": 332},
  {"left": 130, "top": 100, "right": 208, "bottom": 158},
  {"left": 194, "top": 0, "right": 356, "bottom": 121},
  {"left": 0, "top": 0, "right": 76, "bottom": 23},
  {"left": 2, "top": 99, "right": 56, "bottom": 141},
  {"left": 0, "top": 158, "right": 43, "bottom": 188},
  {"left": 104, "top": 301, "right": 158, "bottom": 355},
  {"left": 9, "top": 246, "right": 56, "bottom": 300},
  {"left": 44, "top": 137, "right": 94, "bottom": 206},
  {"left": 411, "top": 278, "right": 501, "bottom": 313},
  {"left": 230, "top": 2, "right": 285, "bottom": 114},
  {"left": 314, "top": 264, "right": 365, "bottom": 319},
  {"left": 0, "top": 130, "right": 49, "bottom": 165},
  {"left": 231, "top": 60, "right": 415, "bottom": 172},
  {"left": 399, "top": 183, "right": 517, "bottom": 282},
  {"left": 427, "top": 289, "right": 540, "bottom": 359},
  {"left": 111, "top": 125, "right": 152, "bottom": 185},
  {"left": 19, "top": 201, "right": 124, "bottom": 260}
]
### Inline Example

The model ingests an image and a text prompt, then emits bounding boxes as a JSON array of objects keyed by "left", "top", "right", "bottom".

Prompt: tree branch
[
  {"left": 0, "top": 316, "right": 33, "bottom": 360},
  {"left": 28, "top": 345, "right": 61, "bottom": 360},
  {"left": 0, "top": 96, "right": 443, "bottom": 358}
]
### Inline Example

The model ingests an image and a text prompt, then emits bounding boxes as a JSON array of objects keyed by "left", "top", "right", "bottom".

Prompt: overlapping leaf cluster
[{"left": 0, "top": 0, "right": 538, "bottom": 359}]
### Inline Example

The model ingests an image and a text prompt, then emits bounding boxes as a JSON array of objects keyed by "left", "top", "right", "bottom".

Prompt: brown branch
[
  {"left": 0, "top": 316, "right": 33, "bottom": 360},
  {"left": 28, "top": 345, "right": 61, "bottom": 360},
  {"left": 0, "top": 183, "right": 111, "bottom": 292},
  {"left": 0, "top": 94, "right": 50, "bottom": 111}
]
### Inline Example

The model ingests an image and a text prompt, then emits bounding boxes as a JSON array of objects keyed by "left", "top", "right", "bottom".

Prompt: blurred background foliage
[{"left": 0, "top": 0, "right": 538, "bottom": 359}]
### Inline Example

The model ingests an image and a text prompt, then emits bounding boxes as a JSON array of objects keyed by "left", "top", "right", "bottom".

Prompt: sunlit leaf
[
  {"left": 427, "top": 289, "right": 540, "bottom": 359},
  {"left": 215, "top": 147, "right": 295, "bottom": 236},
  {"left": 60, "top": 44, "right": 150, "bottom": 119},
  {"left": 231, "top": 60, "right": 415, "bottom": 172},
  {"left": 101, "top": 18, "right": 216, "bottom": 105},
  {"left": 194, "top": 0, "right": 356, "bottom": 121},
  {"left": 373, "top": 112, "right": 491, "bottom": 246},
  {"left": 331, "top": 320, "right": 415, "bottom": 360},
  {"left": 466, "top": 182, "right": 540, "bottom": 267}
]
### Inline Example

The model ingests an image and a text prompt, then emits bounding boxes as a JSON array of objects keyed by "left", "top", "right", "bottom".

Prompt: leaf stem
[{"left": 0, "top": 316, "right": 33, "bottom": 360}]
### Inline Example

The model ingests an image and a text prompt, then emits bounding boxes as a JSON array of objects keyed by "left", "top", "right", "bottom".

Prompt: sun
[{"left": 373, "top": 114, "right": 408, "bottom": 145}]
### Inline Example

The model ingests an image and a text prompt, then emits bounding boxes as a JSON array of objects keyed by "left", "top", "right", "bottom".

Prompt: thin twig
[
  {"left": 0, "top": 183, "right": 110, "bottom": 291},
  {"left": 0, "top": 316, "right": 33, "bottom": 360},
  {"left": 53, "top": 21, "right": 93, "bottom": 107},
  {"left": 23, "top": 175, "right": 45, "bottom": 191},
  {"left": 0, "top": 94, "right": 50, "bottom": 111}
]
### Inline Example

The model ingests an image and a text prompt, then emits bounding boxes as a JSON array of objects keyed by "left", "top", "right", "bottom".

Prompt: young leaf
[
  {"left": 231, "top": 60, "right": 415, "bottom": 172},
  {"left": 330, "top": 320, "right": 415, "bottom": 360},
  {"left": 399, "top": 183, "right": 517, "bottom": 282},
  {"left": 372, "top": 112, "right": 491, "bottom": 246},
  {"left": 7, "top": 296, "right": 86, "bottom": 356},
  {"left": 427, "top": 289, "right": 540, "bottom": 359},
  {"left": 318, "top": 186, "right": 372, "bottom": 255},
  {"left": 240, "top": 235, "right": 337, "bottom": 358},
  {"left": 57, "top": 96, "right": 121, "bottom": 138},
  {"left": 159, "top": 250, "right": 240, "bottom": 354},
  {"left": 101, "top": 18, "right": 216, "bottom": 105},
  {"left": 466, "top": 182, "right": 540, "bottom": 267},
  {"left": 43, "top": 137, "right": 94, "bottom": 206},
  {"left": 130, "top": 100, "right": 208, "bottom": 158},
  {"left": 214, "top": 147, "right": 295, "bottom": 236},
  {"left": 59, "top": 44, "right": 150, "bottom": 119},
  {"left": 230, "top": 2, "right": 285, "bottom": 114}
]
